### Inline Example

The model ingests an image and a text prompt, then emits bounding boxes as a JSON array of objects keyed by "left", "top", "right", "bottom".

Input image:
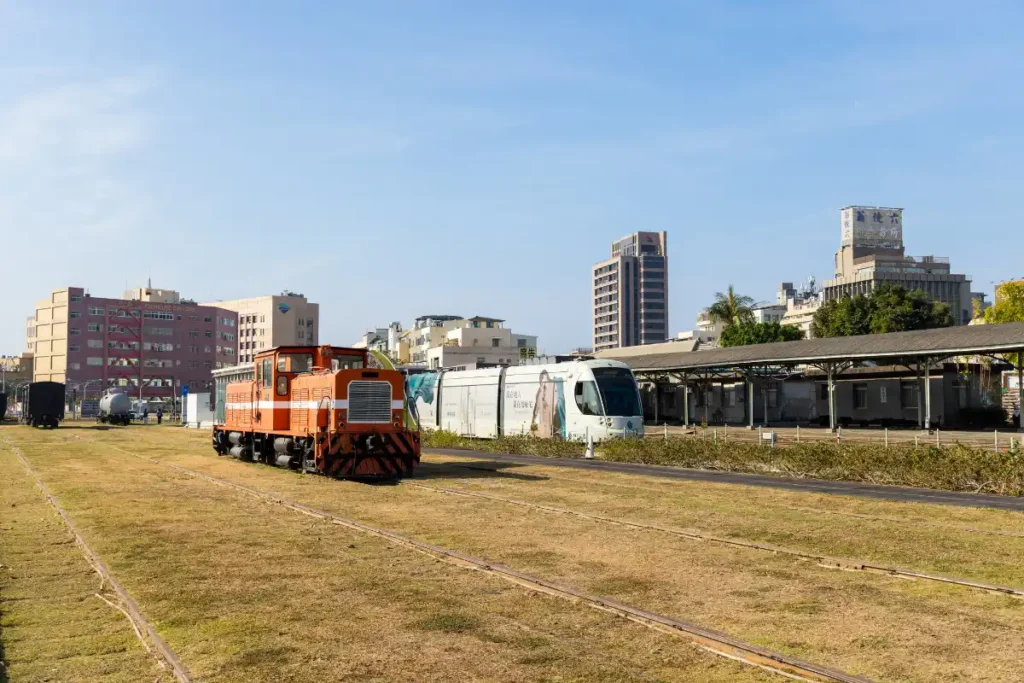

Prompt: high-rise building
[
  {"left": 30, "top": 286, "right": 238, "bottom": 400},
  {"left": 592, "top": 231, "right": 668, "bottom": 352},
  {"left": 824, "top": 207, "right": 972, "bottom": 325},
  {"left": 202, "top": 292, "right": 319, "bottom": 365}
]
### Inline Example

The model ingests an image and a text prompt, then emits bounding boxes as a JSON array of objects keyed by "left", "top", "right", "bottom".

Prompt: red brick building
[{"left": 30, "top": 286, "right": 238, "bottom": 402}]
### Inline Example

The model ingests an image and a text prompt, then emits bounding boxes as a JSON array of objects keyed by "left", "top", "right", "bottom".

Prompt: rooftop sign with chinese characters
[{"left": 841, "top": 206, "right": 903, "bottom": 250}]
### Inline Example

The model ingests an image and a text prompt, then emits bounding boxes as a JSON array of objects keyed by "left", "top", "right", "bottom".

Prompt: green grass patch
[{"left": 423, "top": 430, "right": 1024, "bottom": 495}]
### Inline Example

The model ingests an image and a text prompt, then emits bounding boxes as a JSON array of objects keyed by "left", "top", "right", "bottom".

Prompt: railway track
[
  {"left": 405, "top": 479, "right": 1024, "bottom": 598},
  {"left": 1, "top": 435, "right": 193, "bottom": 683},
  {"left": 87, "top": 441, "right": 871, "bottom": 682}
]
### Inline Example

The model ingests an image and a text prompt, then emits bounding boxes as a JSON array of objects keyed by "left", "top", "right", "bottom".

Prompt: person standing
[{"left": 156, "top": 406, "right": 163, "bottom": 425}]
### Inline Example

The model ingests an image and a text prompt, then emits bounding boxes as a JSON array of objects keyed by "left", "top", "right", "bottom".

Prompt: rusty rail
[
  {"left": 1, "top": 436, "right": 193, "bottom": 683},
  {"left": 127, "top": 451, "right": 872, "bottom": 682},
  {"left": 406, "top": 481, "right": 1024, "bottom": 598}
]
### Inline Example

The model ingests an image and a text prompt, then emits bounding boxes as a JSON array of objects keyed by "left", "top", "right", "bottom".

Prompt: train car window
[
  {"left": 276, "top": 375, "right": 288, "bottom": 396},
  {"left": 277, "top": 353, "right": 313, "bottom": 373},
  {"left": 574, "top": 380, "right": 604, "bottom": 416},
  {"left": 262, "top": 359, "right": 272, "bottom": 387}
]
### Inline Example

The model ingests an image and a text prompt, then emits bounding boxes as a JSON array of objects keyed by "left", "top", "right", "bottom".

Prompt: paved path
[{"left": 425, "top": 448, "right": 1024, "bottom": 512}]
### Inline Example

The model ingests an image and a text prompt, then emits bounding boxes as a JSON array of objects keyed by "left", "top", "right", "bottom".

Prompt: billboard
[{"left": 841, "top": 207, "right": 902, "bottom": 250}]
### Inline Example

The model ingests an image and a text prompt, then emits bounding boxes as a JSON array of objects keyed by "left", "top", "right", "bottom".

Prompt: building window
[
  {"left": 900, "top": 381, "right": 918, "bottom": 409},
  {"left": 476, "top": 357, "right": 485, "bottom": 364},
  {"left": 70, "top": 294, "right": 82, "bottom": 302},
  {"left": 204, "top": 361, "right": 212, "bottom": 369},
  {"left": 87, "top": 339, "right": 103, "bottom": 349},
  {"left": 517, "top": 338, "right": 527, "bottom": 348},
  {"left": 491, "top": 338, "right": 500, "bottom": 347},
  {"left": 69, "top": 311, "right": 81, "bottom": 319},
  {"left": 70, "top": 328, "right": 81, "bottom": 335},
  {"left": 87, "top": 357, "right": 103, "bottom": 366},
  {"left": 87, "top": 323, "right": 104, "bottom": 333},
  {"left": 204, "top": 316, "right": 212, "bottom": 323},
  {"left": 69, "top": 362, "right": 80, "bottom": 370},
  {"left": 853, "top": 383, "right": 868, "bottom": 409},
  {"left": 205, "top": 330, "right": 212, "bottom": 338},
  {"left": 69, "top": 344, "right": 80, "bottom": 352},
  {"left": 88, "top": 306, "right": 104, "bottom": 316}
]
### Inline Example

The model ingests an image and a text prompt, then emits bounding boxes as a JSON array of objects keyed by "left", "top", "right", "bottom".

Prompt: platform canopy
[{"left": 599, "top": 322, "right": 1024, "bottom": 373}]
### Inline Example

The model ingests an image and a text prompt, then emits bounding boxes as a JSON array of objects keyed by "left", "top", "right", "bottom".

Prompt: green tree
[
  {"left": 810, "top": 294, "right": 872, "bottom": 338},
  {"left": 984, "top": 281, "right": 1024, "bottom": 323},
  {"left": 983, "top": 281, "right": 1024, "bottom": 368},
  {"left": 811, "top": 284, "right": 952, "bottom": 338},
  {"left": 706, "top": 285, "right": 754, "bottom": 327},
  {"left": 720, "top": 321, "right": 804, "bottom": 347},
  {"left": 869, "top": 283, "right": 954, "bottom": 333}
]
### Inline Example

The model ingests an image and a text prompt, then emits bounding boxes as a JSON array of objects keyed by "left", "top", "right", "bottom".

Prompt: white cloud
[
  {"left": 0, "top": 74, "right": 157, "bottom": 351},
  {"left": 0, "top": 74, "right": 154, "bottom": 240}
]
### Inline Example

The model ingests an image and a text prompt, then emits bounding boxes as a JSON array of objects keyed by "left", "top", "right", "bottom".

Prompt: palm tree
[{"left": 706, "top": 285, "right": 755, "bottom": 327}]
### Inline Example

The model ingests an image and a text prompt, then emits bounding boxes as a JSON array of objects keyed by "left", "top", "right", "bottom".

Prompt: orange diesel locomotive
[{"left": 213, "top": 345, "right": 420, "bottom": 479}]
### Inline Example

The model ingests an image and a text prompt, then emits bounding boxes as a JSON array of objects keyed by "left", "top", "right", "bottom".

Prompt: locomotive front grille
[{"left": 347, "top": 381, "right": 393, "bottom": 423}]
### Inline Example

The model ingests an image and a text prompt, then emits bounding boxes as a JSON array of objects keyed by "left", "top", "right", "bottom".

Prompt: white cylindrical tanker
[{"left": 98, "top": 391, "right": 132, "bottom": 426}]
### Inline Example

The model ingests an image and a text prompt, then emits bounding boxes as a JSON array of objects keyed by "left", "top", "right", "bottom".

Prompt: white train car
[{"left": 407, "top": 359, "right": 643, "bottom": 441}]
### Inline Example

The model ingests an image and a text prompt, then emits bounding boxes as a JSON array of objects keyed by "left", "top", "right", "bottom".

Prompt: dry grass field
[{"left": 3, "top": 424, "right": 1024, "bottom": 682}]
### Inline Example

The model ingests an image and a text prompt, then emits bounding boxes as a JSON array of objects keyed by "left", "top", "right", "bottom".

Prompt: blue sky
[{"left": 2, "top": 1, "right": 1023, "bottom": 354}]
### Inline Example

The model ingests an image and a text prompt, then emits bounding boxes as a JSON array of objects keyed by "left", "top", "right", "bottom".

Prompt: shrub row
[{"left": 422, "top": 430, "right": 1024, "bottom": 496}]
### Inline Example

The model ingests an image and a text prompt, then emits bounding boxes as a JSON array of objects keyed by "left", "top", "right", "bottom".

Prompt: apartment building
[
  {"left": 777, "top": 279, "right": 823, "bottom": 338},
  {"left": 400, "top": 315, "right": 537, "bottom": 369},
  {"left": 202, "top": 292, "right": 319, "bottom": 364},
  {"left": 824, "top": 207, "right": 972, "bottom": 325},
  {"left": 592, "top": 231, "right": 669, "bottom": 352},
  {"left": 30, "top": 286, "right": 237, "bottom": 400}
]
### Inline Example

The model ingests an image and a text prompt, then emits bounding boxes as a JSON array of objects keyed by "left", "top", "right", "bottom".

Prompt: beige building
[
  {"left": 204, "top": 292, "right": 319, "bottom": 364},
  {"left": 399, "top": 315, "right": 538, "bottom": 369},
  {"left": 593, "top": 231, "right": 668, "bottom": 352},
  {"left": 776, "top": 280, "right": 822, "bottom": 339},
  {"left": 824, "top": 206, "right": 972, "bottom": 325},
  {"left": 123, "top": 282, "right": 181, "bottom": 304}
]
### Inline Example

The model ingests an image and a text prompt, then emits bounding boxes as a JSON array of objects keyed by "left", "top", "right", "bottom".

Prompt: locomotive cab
[{"left": 214, "top": 345, "right": 420, "bottom": 479}]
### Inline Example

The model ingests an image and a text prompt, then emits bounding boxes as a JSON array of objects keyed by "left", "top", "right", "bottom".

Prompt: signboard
[
  {"left": 80, "top": 399, "right": 99, "bottom": 418},
  {"left": 841, "top": 207, "right": 902, "bottom": 250}
]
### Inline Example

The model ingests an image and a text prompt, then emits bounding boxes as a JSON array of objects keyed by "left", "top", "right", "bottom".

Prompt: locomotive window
[
  {"left": 262, "top": 359, "right": 272, "bottom": 387},
  {"left": 331, "top": 356, "right": 365, "bottom": 370},
  {"left": 277, "top": 353, "right": 313, "bottom": 373},
  {"left": 276, "top": 375, "right": 288, "bottom": 396}
]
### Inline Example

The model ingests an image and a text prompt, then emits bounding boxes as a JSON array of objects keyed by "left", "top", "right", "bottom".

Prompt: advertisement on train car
[
  {"left": 407, "top": 372, "right": 439, "bottom": 428},
  {"left": 503, "top": 369, "right": 567, "bottom": 439}
]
